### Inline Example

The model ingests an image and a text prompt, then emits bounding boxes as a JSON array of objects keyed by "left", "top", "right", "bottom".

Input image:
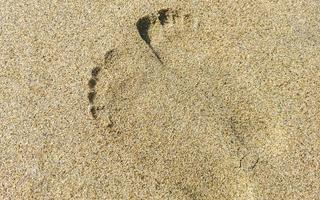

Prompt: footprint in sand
[
  {"left": 136, "top": 8, "right": 200, "bottom": 65},
  {"left": 86, "top": 8, "right": 287, "bottom": 199}
]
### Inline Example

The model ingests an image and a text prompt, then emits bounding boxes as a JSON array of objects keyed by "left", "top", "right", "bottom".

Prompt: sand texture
[{"left": 1, "top": 0, "right": 320, "bottom": 199}]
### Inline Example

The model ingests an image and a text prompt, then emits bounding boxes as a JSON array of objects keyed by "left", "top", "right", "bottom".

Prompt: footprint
[
  {"left": 136, "top": 8, "right": 200, "bottom": 65},
  {"left": 89, "top": 49, "right": 258, "bottom": 199},
  {"left": 88, "top": 66, "right": 101, "bottom": 119},
  {"left": 87, "top": 49, "right": 117, "bottom": 126},
  {"left": 87, "top": 8, "right": 275, "bottom": 199}
]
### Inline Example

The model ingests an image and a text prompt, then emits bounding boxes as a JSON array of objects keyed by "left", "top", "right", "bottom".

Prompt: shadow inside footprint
[
  {"left": 158, "top": 9, "right": 170, "bottom": 25},
  {"left": 136, "top": 8, "right": 193, "bottom": 65},
  {"left": 136, "top": 12, "right": 164, "bottom": 64},
  {"left": 136, "top": 16, "right": 152, "bottom": 45}
]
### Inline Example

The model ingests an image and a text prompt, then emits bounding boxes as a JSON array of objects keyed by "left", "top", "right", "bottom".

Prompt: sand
[{"left": 1, "top": 0, "right": 320, "bottom": 199}]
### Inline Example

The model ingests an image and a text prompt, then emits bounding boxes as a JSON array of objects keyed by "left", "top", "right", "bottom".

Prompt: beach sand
[{"left": 1, "top": 0, "right": 320, "bottom": 199}]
